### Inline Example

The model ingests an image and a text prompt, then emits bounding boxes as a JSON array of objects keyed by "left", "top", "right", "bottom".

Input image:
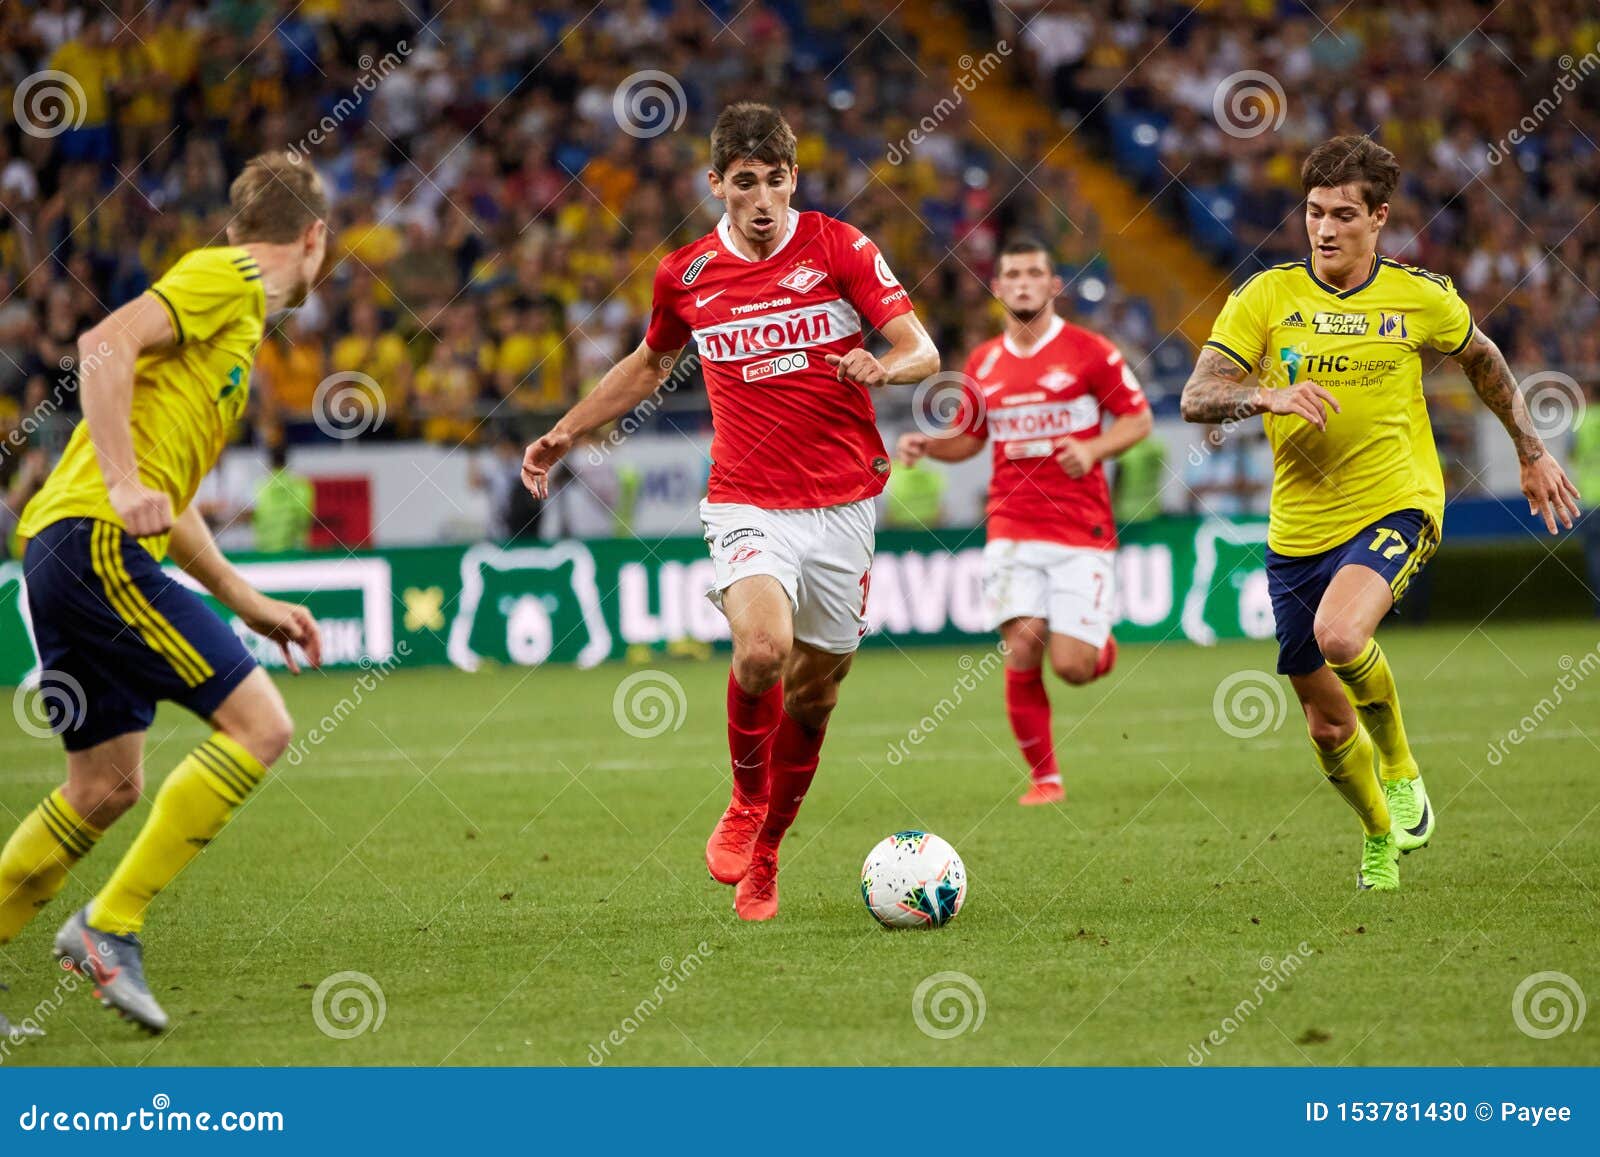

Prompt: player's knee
[
  {"left": 93, "top": 773, "right": 145, "bottom": 823},
  {"left": 225, "top": 705, "right": 294, "bottom": 768},
  {"left": 1306, "top": 715, "right": 1354, "bottom": 752},
  {"left": 1314, "top": 621, "right": 1368, "bottom": 666},
  {"left": 783, "top": 682, "right": 838, "bottom": 731},
  {"left": 733, "top": 635, "right": 788, "bottom": 693},
  {"left": 1050, "top": 653, "right": 1097, "bottom": 685}
]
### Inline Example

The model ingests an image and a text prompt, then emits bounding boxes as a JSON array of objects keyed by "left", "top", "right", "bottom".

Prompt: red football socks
[
  {"left": 758, "top": 708, "right": 826, "bottom": 846},
  {"left": 1005, "top": 666, "right": 1061, "bottom": 785},
  {"left": 727, "top": 671, "right": 782, "bottom": 808}
]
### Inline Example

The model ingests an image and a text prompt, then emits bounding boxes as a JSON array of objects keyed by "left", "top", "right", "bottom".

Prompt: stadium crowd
[{"left": 0, "top": 0, "right": 1155, "bottom": 483}]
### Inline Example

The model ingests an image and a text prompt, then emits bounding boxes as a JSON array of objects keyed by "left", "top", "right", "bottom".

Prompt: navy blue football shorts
[
  {"left": 23, "top": 518, "right": 258, "bottom": 751},
  {"left": 1264, "top": 508, "right": 1439, "bottom": 677}
]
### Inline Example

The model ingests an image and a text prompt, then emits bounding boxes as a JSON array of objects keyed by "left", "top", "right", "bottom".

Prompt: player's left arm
[
  {"left": 825, "top": 311, "right": 939, "bottom": 387},
  {"left": 167, "top": 503, "right": 323, "bottom": 672},
  {"left": 1058, "top": 347, "right": 1155, "bottom": 478},
  {"left": 1453, "top": 329, "right": 1582, "bottom": 533}
]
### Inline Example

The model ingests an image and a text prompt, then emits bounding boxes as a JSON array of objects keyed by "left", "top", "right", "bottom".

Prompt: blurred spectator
[
  {"left": 251, "top": 443, "right": 314, "bottom": 553},
  {"left": 469, "top": 430, "right": 544, "bottom": 542},
  {"left": 547, "top": 431, "right": 623, "bottom": 539},
  {"left": 1112, "top": 431, "right": 1167, "bottom": 525},
  {"left": 885, "top": 459, "right": 947, "bottom": 528}
]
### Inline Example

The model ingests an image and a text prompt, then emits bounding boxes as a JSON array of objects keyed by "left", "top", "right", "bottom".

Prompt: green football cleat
[
  {"left": 1357, "top": 830, "right": 1399, "bottom": 891},
  {"left": 1384, "top": 775, "right": 1434, "bottom": 853}
]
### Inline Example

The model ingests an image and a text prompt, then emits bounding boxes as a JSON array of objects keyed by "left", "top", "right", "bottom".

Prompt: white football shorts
[
  {"left": 981, "top": 538, "right": 1115, "bottom": 646},
  {"left": 699, "top": 497, "right": 875, "bottom": 655}
]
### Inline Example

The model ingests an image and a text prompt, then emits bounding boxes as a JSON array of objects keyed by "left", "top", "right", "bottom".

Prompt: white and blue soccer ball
[{"left": 861, "top": 830, "right": 967, "bottom": 929}]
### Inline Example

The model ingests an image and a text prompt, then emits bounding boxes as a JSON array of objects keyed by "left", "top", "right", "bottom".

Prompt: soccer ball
[{"left": 861, "top": 830, "right": 967, "bottom": 929}]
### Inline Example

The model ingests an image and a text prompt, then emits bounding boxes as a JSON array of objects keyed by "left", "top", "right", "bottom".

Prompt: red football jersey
[
  {"left": 645, "top": 209, "right": 915, "bottom": 509},
  {"left": 959, "top": 315, "right": 1149, "bottom": 549}
]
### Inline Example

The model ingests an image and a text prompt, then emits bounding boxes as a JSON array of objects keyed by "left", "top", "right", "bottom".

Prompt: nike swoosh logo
[
  {"left": 695, "top": 290, "right": 727, "bottom": 308},
  {"left": 1406, "top": 797, "right": 1431, "bottom": 837},
  {"left": 81, "top": 931, "right": 120, "bottom": 986}
]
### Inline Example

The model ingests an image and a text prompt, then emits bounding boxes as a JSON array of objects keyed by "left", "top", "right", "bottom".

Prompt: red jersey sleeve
[
  {"left": 828, "top": 219, "right": 915, "bottom": 332},
  {"left": 1091, "top": 339, "right": 1149, "bottom": 418},
  {"left": 644, "top": 259, "right": 691, "bottom": 353},
  {"left": 958, "top": 346, "right": 989, "bottom": 438}
]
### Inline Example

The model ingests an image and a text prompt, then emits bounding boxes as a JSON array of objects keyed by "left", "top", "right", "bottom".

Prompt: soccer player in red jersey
[
  {"left": 523, "top": 103, "right": 937, "bottom": 920},
  {"left": 897, "top": 238, "right": 1152, "bottom": 805}
]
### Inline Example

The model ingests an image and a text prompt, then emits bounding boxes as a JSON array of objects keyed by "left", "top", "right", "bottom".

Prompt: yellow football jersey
[
  {"left": 1204, "top": 255, "right": 1473, "bottom": 556},
  {"left": 18, "top": 247, "right": 266, "bottom": 560}
]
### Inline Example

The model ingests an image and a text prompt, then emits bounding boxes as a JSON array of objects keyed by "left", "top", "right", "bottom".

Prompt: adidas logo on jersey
[{"left": 1281, "top": 311, "right": 1306, "bottom": 328}]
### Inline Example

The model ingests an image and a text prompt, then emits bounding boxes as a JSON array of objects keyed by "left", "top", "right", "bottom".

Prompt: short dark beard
[{"left": 1006, "top": 305, "right": 1044, "bottom": 323}]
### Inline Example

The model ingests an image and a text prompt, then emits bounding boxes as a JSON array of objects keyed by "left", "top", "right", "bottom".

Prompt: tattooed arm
[
  {"left": 1180, "top": 347, "right": 1341, "bottom": 430},
  {"left": 1453, "top": 329, "right": 1581, "bottom": 533}
]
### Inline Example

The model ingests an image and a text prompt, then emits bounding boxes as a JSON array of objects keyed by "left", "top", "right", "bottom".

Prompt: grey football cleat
[
  {"left": 54, "top": 907, "right": 170, "bottom": 1033},
  {"left": 2, "top": 984, "right": 45, "bottom": 1044}
]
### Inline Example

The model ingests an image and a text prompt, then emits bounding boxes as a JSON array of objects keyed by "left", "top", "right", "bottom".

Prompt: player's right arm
[
  {"left": 1180, "top": 348, "right": 1341, "bottom": 431},
  {"left": 78, "top": 293, "right": 182, "bottom": 535},
  {"left": 521, "top": 340, "right": 682, "bottom": 499},
  {"left": 895, "top": 430, "right": 985, "bottom": 466},
  {"left": 1182, "top": 272, "right": 1339, "bottom": 430}
]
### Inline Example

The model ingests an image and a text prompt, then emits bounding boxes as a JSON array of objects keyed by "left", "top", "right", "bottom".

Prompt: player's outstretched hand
[
  {"left": 109, "top": 479, "right": 174, "bottom": 537},
  {"left": 1521, "top": 452, "right": 1582, "bottom": 534},
  {"left": 522, "top": 430, "right": 574, "bottom": 499},
  {"left": 825, "top": 349, "right": 887, "bottom": 387},
  {"left": 1264, "top": 381, "right": 1340, "bottom": 431},
  {"left": 242, "top": 597, "right": 322, "bottom": 674},
  {"left": 895, "top": 432, "right": 928, "bottom": 466},
  {"left": 1055, "top": 438, "right": 1098, "bottom": 479}
]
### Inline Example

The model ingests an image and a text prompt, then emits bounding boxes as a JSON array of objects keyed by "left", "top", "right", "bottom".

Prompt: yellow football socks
[
  {"left": 92, "top": 734, "right": 266, "bottom": 935},
  {"left": 1329, "top": 639, "right": 1418, "bottom": 780},
  {"left": 1312, "top": 724, "right": 1390, "bottom": 836},
  {"left": 0, "top": 788, "right": 104, "bottom": 944}
]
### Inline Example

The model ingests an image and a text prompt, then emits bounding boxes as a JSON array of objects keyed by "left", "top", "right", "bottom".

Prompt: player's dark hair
[
  {"left": 710, "top": 102, "right": 797, "bottom": 175},
  {"left": 998, "top": 235, "right": 1053, "bottom": 261},
  {"left": 1301, "top": 136, "right": 1399, "bottom": 211},
  {"left": 229, "top": 151, "right": 329, "bottom": 244}
]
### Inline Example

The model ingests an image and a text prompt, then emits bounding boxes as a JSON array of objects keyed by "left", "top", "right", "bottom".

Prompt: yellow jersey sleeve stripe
[
  {"left": 146, "top": 287, "right": 185, "bottom": 344},
  {"left": 1440, "top": 322, "right": 1474, "bottom": 357},
  {"left": 91, "top": 522, "right": 213, "bottom": 686},
  {"left": 1203, "top": 339, "right": 1254, "bottom": 373}
]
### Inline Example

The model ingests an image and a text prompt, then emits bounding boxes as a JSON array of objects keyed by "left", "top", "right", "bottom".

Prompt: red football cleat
[
  {"left": 1019, "top": 779, "right": 1065, "bottom": 806},
  {"left": 1094, "top": 634, "right": 1118, "bottom": 679},
  {"left": 734, "top": 844, "right": 780, "bottom": 920},
  {"left": 706, "top": 802, "right": 766, "bottom": 884}
]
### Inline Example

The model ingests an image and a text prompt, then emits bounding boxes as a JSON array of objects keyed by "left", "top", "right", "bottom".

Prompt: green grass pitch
[{"left": 2, "top": 621, "right": 1597, "bottom": 1066}]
